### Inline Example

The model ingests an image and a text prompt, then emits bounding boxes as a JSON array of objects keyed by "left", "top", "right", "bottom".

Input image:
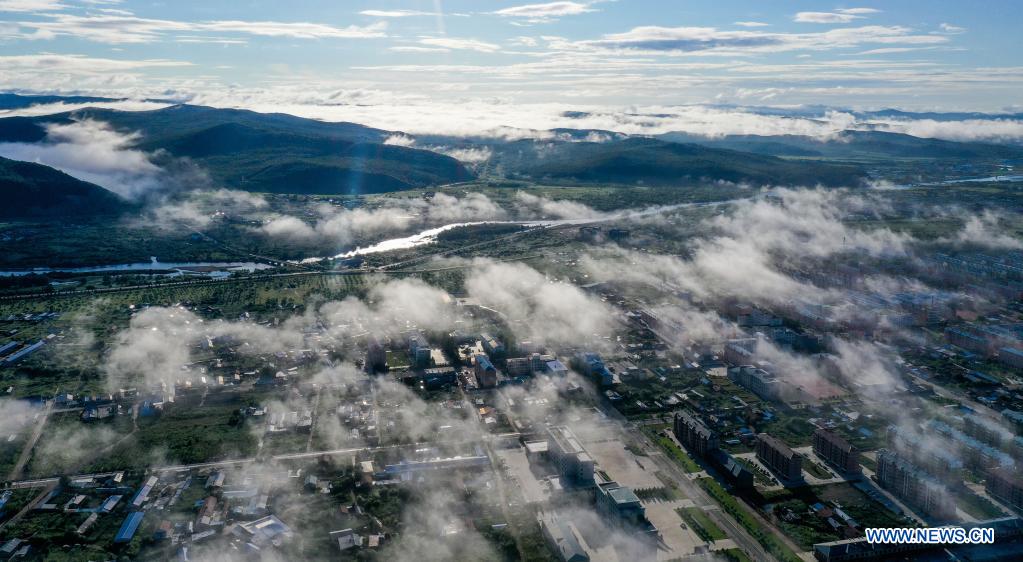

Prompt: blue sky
[{"left": 0, "top": 1, "right": 1021, "bottom": 135}]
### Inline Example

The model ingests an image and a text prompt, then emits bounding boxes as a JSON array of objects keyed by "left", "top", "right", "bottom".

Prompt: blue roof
[
  {"left": 115, "top": 512, "right": 144, "bottom": 543},
  {"left": 475, "top": 354, "right": 495, "bottom": 371}
]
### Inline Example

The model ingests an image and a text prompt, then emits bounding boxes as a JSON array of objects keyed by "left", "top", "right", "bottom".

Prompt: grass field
[
  {"left": 642, "top": 425, "right": 702, "bottom": 473},
  {"left": 677, "top": 506, "right": 727, "bottom": 542}
]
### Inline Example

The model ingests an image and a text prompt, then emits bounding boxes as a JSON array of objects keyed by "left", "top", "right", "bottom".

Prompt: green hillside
[
  {"left": 0, "top": 156, "right": 129, "bottom": 219},
  {"left": 501, "top": 137, "right": 865, "bottom": 187}
]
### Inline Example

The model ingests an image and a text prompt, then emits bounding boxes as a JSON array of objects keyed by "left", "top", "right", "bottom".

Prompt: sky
[{"left": 0, "top": 1, "right": 1021, "bottom": 135}]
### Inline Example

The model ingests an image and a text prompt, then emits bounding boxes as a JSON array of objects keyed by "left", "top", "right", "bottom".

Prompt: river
[{"left": 0, "top": 200, "right": 726, "bottom": 275}]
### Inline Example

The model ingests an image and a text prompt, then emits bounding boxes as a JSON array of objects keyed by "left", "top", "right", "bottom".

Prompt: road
[
  {"left": 0, "top": 483, "right": 56, "bottom": 533},
  {"left": 7, "top": 400, "right": 54, "bottom": 481}
]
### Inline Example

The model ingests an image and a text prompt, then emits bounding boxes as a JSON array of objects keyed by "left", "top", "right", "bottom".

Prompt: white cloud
[
  {"left": 566, "top": 24, "right": 945, "bottom": 55},
  {"left": 389, "top": 45, "right": 450, "bottom": 53},
  {"left": 0, "top": 0, "right": 65, "bottom": 12},
  {"left": 0, "top": 119, "right": 165, "bottom": 199},
  {"left": 146, "top": 189, "right": 268, "bottom": 230},
  {"left": 419, "top": 37, "right": 500, "bottom": 52},
  {"left": 11, "top": 14, "right": 388, "bottom": 44},
  {"left": 170, "top": 87, "right": 1023, "bottom": 142},
  {"left": 494, "top": 1, "right": 596, "bottom": 23},
  {"left": 794, "top": 8, "right": 879, "bottom": 24},
  {"left": 939, "top": 22, "right": 966, "bottom": 34},
  {"left": 359, "top": 9, "right": 436, "bottom": 17},
  {"left": 465, "top": 259, "right": 618, "bottom": 347},
  {"left": 199, "top": 20, "right": 387, "bottom": 39},
  {"left": 260, "top": 193, "right": 507, "bottom": 246},
  {"left": 734, "top": 21, "right": 769, "bottom": 27},
  {"left": 0, "top": 53, "right": 190, "bottom": 73}
]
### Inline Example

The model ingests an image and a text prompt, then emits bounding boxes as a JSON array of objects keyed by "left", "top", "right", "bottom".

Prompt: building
[
  {"left": 546, "top": 360, "right": 569, "bottom": 377},
  {"left": 594, "top": 481, "right": 658, "bottom": 539},
  {"left": 875, "top": 449, "right": 957, "bottom": 520},
  {"left": 1001, "top": 347, "right": 1023, "bottom": 369},
  {"left": 724, "top": 338, "right": 757, "bottom": 365},
  {"left": 539, "top": 513, "right": 589, "bottom": 562},
  {"left": 401, "top": 367, "right": 457, "bottom": 390},
  {"left": 608, "top": 228, "right": 630, "bottom": 241},
  {"left": 1, "top": 341, "right": 44, "bottom": 365},
  {"left": 1004, "top": 409, "right": 1023, "bottom": 430},
  {"left": 114, "top": 512, "right": 145, "bottom": 544},
  {"left": 473, "top": 354, "right": 498, "bottom": 389},
  {"left": 945, "top": 326, "right": 994, "bottom": 355},
  {"left": 964, "top": 415, "right": 1007, "bottom": 448},
  {"left": 673, "top": 411, "right": 719, "bottom": 459},
  {"left": 330, "top": 528, "right": 363, "bottom": 551},
  {"left": 728, "top": 365, "right": 781, "bottom": 401},
  {"left": 365, "top": 337, "right": 386, "bottom": 373},
  {"left": 481, "top": 333, "right": 505, "bottom": 357},
  {"left": 987, "top": 467, "right": 1023, "bottom": 513},
  {"left": 412, "top": 346, "right": 432, "bottom": 368},
  {"left": 546, "top": 426, "right": 595, "bottom": 488},
  {"left": 575, "top": 353, "right": 613, "bottom": 386},
  {"left": 930, "top": 420, "right": 1015, "bottom": 470},
  {"left": 711, "top": 449, "right": 755, "bottom": 490},
  {"left": 506, "top": 357, "right": 532, "bottom": 377},
  {"left": 530, "top": 353, "right": 556, "bottom": 374},
  {"left": 813, "top": 429, "right": 860, "bottom": 473},
  {"left": 756, "top": 433, "right": 803, "bottom": 482},
  {"left": 235, "top": 515, "right": 293, "bottom": 547}
]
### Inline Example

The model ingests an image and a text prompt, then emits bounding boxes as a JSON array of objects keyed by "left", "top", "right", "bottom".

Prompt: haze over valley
[{"left": 0, "top": 2, "right": 1022, "bottom": 562}]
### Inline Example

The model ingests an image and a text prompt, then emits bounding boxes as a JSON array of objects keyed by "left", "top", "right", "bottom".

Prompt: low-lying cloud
[{"left": 0, "top": 118, "right": 165, "bottom": 198}]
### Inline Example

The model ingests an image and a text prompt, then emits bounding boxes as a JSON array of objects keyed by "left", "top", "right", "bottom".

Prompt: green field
[{"left": 677, "top": 506, "right": 727, "bottom": 542}]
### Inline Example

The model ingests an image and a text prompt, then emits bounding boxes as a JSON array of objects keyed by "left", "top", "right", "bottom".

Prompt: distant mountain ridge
[
  {"left": 492, "top": 137, "right": 865, "bottom": 187},
  {"left": 5, "top": 93, "right": 1019, "bottom": 198},
  {"left": 0, "top": 103, "right": 473, "bottom": 195},
  {"left": 656, "top": 130, "right": 1023, "bottom": 160}
]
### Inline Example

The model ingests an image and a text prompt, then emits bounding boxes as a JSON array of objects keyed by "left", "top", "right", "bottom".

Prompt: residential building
[
  {"left": 1001, "top": 347, "right": 1023, "bottom": 369},
  {"left": 673, "top": 411, "right": 719, "bottom": 459},
  {"left": 728, "top": 365, "right": 781, "bottom": 401},
  {"left": 965, "top": 414, "right": 1007, "bottom": 447},
  {"left": 474, "top": 354, "right": 498, "bottom": 389},
  {"left": 724, "top": 338, "right": 757, "bottom": 365},
  {"left": 756, "top": 433, "right": 803, "bottom": 481},
  {"left": 875, "top": 449, "right": 957, "bottom": 520},
  {"left": 813, "top": 428, "right": 860, "bottom": 473},
  {"left": 987, "top": 467, "right": 1023, "bottom": 513}
]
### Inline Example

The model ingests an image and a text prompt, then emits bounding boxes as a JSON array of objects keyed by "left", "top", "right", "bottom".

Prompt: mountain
[
  {"left": 0, "top": 104, "right": 473, "bottom": 195},
  {"left": 657, "top": 130, "right": 1023, "bottom": 160},
  {"left": 0, "top": 93, "right": 120, "bottom": 110},
  {"left": 0, "top": 156, "right": 130, "bottom": 219},
  {"left": 493, "top": 137, "right": 865, "bottom": 187},
  {"left": 858, "top": 108, "right": 1023, "bottom": 122}
]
